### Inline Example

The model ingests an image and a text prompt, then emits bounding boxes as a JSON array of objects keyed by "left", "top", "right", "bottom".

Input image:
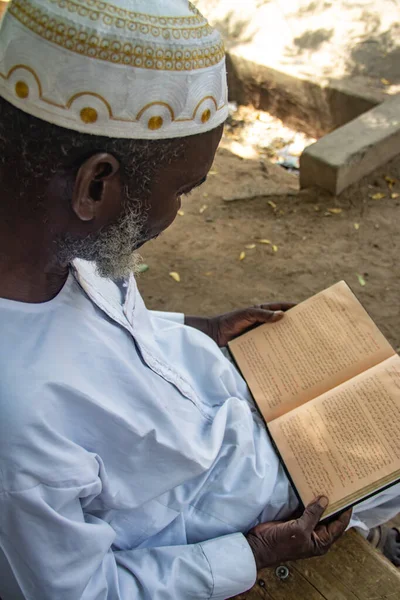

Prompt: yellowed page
[
  {"left": 229, "top": 281, "right": 393, "bottom": 422},
  {"left": 268, "top": 354, "right": 400, "bottom": 517}
]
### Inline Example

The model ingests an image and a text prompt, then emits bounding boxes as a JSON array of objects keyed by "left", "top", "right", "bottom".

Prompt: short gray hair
[{"left": 0, "top": 96, "right": 181, "bottom": 209}]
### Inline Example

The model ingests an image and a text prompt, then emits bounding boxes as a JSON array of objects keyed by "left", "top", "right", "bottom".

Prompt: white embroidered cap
[{"left": 0, "top": 0, "right": 228, "bottom": 138}]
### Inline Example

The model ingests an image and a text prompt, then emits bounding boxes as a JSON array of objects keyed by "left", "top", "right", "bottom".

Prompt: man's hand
[
  {"left": 245, "top": 497, "right": 351, "bottom": 571},
  {"left": 185, "top": 303, "right": 295, "bottom": 347}
]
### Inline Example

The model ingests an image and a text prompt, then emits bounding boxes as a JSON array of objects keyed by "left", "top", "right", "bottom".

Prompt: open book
[{"left": 228, "top": 281, "right": 400, "bottom": 519}]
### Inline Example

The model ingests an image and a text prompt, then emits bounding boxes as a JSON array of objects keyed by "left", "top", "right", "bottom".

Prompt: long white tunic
[{"left": 0, "top": 260, "right": 398, "bottom": 600}]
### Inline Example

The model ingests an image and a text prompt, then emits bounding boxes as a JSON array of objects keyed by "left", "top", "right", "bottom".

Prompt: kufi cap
[{"left": 0, "top": 0, "right": 228, "bottom": 138}]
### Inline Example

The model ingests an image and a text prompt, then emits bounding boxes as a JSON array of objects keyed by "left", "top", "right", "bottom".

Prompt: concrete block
[{"left": 300, "top": 94, "right": 400, "bottom": 195}]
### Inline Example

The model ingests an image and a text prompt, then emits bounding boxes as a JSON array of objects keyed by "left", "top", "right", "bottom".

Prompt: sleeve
[
  {"left": 0, "top": 482, "right": 256, "bottom": 600},
  {"left": 150, "top": 310, "right": 185, "bottom": 324}
]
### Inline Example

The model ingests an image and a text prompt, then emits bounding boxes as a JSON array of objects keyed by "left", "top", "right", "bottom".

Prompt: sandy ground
[{"left": 138, "top": 146, "right": 400, "bottom": 350}]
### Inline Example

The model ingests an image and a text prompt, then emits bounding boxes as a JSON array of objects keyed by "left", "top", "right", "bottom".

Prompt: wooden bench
[{"left": 233, "top": 530, "right": 400, "bottom": 600}]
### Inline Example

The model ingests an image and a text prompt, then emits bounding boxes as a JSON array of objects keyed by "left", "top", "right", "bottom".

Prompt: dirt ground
[{"left": 137, "top": 144, "right": 400, "bottom": 350}]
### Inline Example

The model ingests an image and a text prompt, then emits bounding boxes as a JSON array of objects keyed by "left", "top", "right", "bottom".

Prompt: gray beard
[{"left": 56, "top": 200, "right": 147, "bottom": 280}]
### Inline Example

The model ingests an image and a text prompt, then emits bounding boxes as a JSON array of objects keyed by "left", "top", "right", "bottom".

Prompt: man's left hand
[{"left": 185, "top": 303, "right": 295, "bottom": 347}]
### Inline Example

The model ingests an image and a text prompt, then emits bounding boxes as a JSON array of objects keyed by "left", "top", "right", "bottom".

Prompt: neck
[{"left": 0, "top": 219, "right": 69, "bottom": 303}]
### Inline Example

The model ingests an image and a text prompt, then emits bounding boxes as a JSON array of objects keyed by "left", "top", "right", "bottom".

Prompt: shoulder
[{"left": 0, "top": 374, "right": 100, "bottom": 493}]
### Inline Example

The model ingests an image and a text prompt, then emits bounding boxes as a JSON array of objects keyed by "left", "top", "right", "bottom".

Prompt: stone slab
[{"left": 300, "top": 93, "right": 400, "bottom": 195}]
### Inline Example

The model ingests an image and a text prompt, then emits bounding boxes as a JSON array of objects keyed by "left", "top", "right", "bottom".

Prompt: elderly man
[{"left": 0, "top": 1, "right": 399, "bottom": 599}]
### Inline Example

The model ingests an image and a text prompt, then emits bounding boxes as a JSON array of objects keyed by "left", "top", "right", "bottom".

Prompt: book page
[
  {"left": 229, "top": 281, "right": 393, "bottom": 422},
  {"left": 268, "top": 354, "right": 400, "bottom": 517}
]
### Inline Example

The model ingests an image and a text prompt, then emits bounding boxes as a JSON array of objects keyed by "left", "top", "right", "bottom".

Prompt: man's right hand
[{"left": 245, "top": 496, "right": 352, "bottom": 571}]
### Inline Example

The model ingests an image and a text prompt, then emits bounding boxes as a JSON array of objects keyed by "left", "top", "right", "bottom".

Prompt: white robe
[{"left": 0, "top": 260, "right": 398, "bottom": 600}]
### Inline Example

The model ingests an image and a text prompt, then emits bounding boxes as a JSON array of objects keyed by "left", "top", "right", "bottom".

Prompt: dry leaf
[
  {"left": 327, "top": 208, "right": 343, "bottom": 214},
  {"left": 354, "top": 223, "right": 360, "bottom": 230},
  {"left": 245, "top": 244, "right": 256, "bottom": 249},
  {"left": 177, "top": 209, "right": 185, "bottom": 216},
  {"left": 384, "top": 175, "right": 396, "bottom": 186},
  {"left": 137, "top": 263, "right": 149, "bottom": 273},
  {"left": 203, "top": 192, "right": 209, "bottom": 198},
  {"left": 272, "top": 244, "right": 278, "bottom": 253},
  {"left": 314, "top": 205, "right": 320, "bottom": 212},
  {"left": 391, "top": 192, "right": 400, "bottom": 199},
  {"left": 267, "top": 200, "right": 277, "bottom": 209},
  {"left": 169, "top": 271, "right": 181, "bottom": 283},
  {"left": 370, "top": 193, "right": 386, "bottom": 200},
  {"left": 209, "top": 170, "right": 218, "bottom": 175},
  {"left": 199, "top": 204, "right": 208, "bottom": 214},
  {"left": 356, "top": 273, "right": 366, "bottom": 287},
  {"left": 381, "top": 78, "right": 390, "bottom": 85},
  {"left": 257, "top": 239, "right": 271, "bottom": 245},
  {"left": 239, "top": 251, "right": 246, "bottom": 261}
]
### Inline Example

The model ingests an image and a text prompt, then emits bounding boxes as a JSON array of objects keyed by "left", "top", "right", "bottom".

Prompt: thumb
[
  {"left": 299, "top": 496, "right": 329, "bottom": 531},
  {"left": 246, "top": 308, "right": 284, "bottom": 324}
]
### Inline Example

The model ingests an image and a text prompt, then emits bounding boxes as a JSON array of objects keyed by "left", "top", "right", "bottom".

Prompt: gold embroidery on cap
[
  {"left": 49, "top": 0, "right": 204, "bottom": 26},
  {"left": 1, "top": 65, "right": 226, "bottom": 127},
  {"left": 67, "top": 91, "right": 113, "bottom": 117},
  {"left": 136, "top": 102, "right": 175, "bottom": 121},
  {"left": 148, "top": 116, "right": 163, "bottom": 130},
  {"left": 9, "top": 0, "right": 224, "bottom": 72},
  {"left": 15, "top": 80, "right": 29, "bottom": 98},
  {"left": 201, "top": 108, "right": 211, "bottom": 123},
  {"left": 26, "top": 0, "right": 213, "bottom": 39},
  {"left": 192, "top": 96, "right": 218, "bottom": 119},
  {"left": 80, "top": 107, "right": 98, "bottom": 123}
]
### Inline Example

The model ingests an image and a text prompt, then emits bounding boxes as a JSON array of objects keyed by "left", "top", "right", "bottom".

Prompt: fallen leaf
[
  {"left": 209, "top": 170, "right": 218, "bottom": 175},
  {"left": 381, "top": 78, "right": 390, "bottom": 85},
  {"left": 314, "top": 205, "right": 320, "bottom": 212},
  {"left": 169, "top": 271, "right": 181, "bottom": 283},
  {"left": 204, "top": 271, "right": 213, "bottom": 276},
  {"left": 177, "top": 209, "right": 185, "bottom": 216},
  {"left": 354, "top": 223, "right": 360, "bottom": 230},
  {"left": 272, "top": 244, "right": 278, "bottom": 253},
  {"left": 199, "top": 204, "right": 208, "bottom": 214},
  {"left": 203, "top": 192, "right": 209, "bottom": 198},
  {"left": 356, "top": 273, "right": 366, "bottom": 287},
  {"left": 370, "top": 193, "right": 386, "bottom": 200},
  {"left": 267, "top": 200, "right": 277, "bottom": 209},
  {"left": 327, "top": 207, "right": 343, "bottom": 214},
  {"left": 391, "top": 192, "right": 400, "bottom": 199},
  {"left": 137, "top": 263, "right": 149, "bottom": 273},
  {"left": 384, "top": 175, "right": 396, "bottom": 186},
  {"left": 239, "top": 251, "right": 246, "bottom": 261},
  {"left": 257, "top": 239, "right": 271, "bottom": 245},
  {"left": 245, "top": 244, "right": 256, "bottom": 249}
]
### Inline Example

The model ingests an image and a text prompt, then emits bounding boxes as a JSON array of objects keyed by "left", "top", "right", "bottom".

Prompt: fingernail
[
  {"left": 272, "top": 311, "right": 284, "bottom": 321},
  {"left": 318, "top": 496, "right": 329, "bottom": 509}
]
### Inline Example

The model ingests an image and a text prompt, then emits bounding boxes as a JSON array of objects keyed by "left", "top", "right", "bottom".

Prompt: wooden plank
[
  {"left": 387, "top": 513, "right": 400, "bottom": 530},
  {"left": 233, "top": 530, "right": 400, "bottom": 600},
  {"left": 293, "top": 529, "right": 400, "bottom": 600},
  {"left": 233, "top": 567, "right": 326, "bottom": 600}
]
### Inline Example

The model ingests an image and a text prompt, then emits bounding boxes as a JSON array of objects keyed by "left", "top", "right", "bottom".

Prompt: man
[{"left": 0, "top": 1, "right": 399, "bottom": 598}]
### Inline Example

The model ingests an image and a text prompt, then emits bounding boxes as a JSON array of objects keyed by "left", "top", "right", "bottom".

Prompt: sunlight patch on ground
[{"left": 221, "top": 103, "right": 316, "bottom": 169}]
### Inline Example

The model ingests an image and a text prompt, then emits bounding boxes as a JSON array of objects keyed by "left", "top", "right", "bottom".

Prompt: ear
[{"left": 71, "top": 153, "right": 121, "bottom": 222}]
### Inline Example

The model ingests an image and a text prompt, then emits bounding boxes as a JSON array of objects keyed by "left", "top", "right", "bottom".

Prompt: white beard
[{"left": 57, "top": 200, "right": 147, "bottom": 280}]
